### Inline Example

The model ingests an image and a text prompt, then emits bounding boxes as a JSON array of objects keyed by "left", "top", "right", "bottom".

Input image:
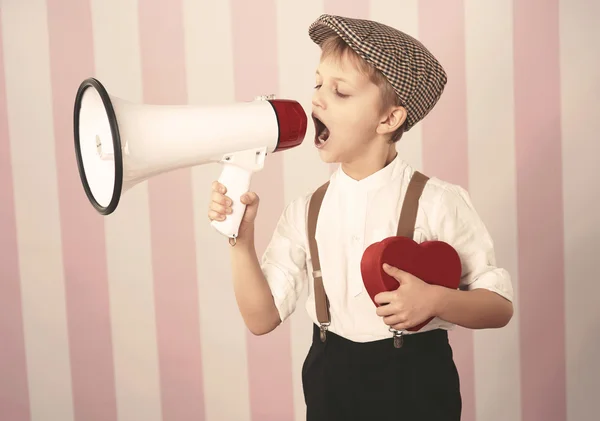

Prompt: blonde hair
[{"left": 319, "top": 35, "right": 406, "bottom": 142}]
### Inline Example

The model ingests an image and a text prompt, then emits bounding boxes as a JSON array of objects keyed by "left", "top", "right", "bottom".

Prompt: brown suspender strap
[
  {"left": 307, "top": 181, "right": 331, "bottom": 326},
  {"left": 307, "top": 171, "right": 429, "bottom": 339},
  {"left": 396, "top": 171, "right": 429, "bottom": 237}
]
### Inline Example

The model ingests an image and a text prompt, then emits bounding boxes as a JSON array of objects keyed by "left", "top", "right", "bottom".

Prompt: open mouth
[{"left": 312, "top": 114, "right": 330, "bottom": 148}]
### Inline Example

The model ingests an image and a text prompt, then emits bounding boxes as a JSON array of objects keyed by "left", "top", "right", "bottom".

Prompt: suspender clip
[
  {"left": 319, "top": 323, "right": 330, "bottom": 342},
  {"left": 390, "top": 327, "right": 404, "bottom": 348}
]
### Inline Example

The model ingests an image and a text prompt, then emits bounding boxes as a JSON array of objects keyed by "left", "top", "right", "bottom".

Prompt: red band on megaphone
[{"left": 269, "top": 99, "right": 307, "bottom": 151}]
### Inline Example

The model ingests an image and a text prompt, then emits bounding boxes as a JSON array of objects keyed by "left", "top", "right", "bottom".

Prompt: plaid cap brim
[{"left": 308, "top": 14, "right": 447, "bottom": 132}]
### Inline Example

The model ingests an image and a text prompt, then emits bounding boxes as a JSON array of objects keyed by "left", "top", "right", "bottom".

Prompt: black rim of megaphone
[{"left": 73, "top": 77, "right": 123, "bottom": 215}]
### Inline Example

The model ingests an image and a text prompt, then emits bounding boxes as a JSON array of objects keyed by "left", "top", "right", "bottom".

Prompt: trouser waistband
[{"left": 311, "top": 323, "right": 449, "bottom": 351}]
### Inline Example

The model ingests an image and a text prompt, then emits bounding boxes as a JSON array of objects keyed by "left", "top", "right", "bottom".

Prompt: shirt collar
[{"left": 333, "top": 152, "right": 407, "bottom": 193}]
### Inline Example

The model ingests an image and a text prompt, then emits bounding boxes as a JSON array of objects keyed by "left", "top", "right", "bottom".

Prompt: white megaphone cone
[{"left": 73, "top": 77, "right": 307, "bottom": 241}]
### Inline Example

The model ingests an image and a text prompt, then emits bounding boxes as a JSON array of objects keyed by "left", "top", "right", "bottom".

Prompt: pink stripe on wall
[
  {"left": 46, "top": 1, "right": 118, "bottom": 420},
  {"left": 137, "top": 1, "right": 206, "bottom": 420},
  {"left": 0, "top": 20, "right": 30, "bottom": 421},
  {"left": 513, "top": 2, "right": 566, "bottom": 421},
  {"left": 229, "top": 1, "right": 294, "bottom": 419},
  {"left": 418, "top": 1, "right": 475, "bottom": 420}
]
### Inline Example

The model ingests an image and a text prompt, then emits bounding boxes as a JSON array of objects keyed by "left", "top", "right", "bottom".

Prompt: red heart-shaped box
[{"left": 360, "top": 236, "right": 462, "bottom": 332}]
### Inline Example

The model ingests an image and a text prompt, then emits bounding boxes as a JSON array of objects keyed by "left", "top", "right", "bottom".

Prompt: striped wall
[{"left": 1, "top": 1, "right": 598, "bottom": 420}]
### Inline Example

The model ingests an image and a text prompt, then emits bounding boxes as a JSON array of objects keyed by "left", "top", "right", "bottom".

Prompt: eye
[
  {"left": 314, "top": 84, "right": 322, "bottom": 89},
  {"left": 334, "top": 88, "right": 349, "bottom": 98}
]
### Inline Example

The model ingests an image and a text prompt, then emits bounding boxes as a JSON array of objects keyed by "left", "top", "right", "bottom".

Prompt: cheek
[{"left": 337, "top": 117, "right": 376, "bottom": 139}]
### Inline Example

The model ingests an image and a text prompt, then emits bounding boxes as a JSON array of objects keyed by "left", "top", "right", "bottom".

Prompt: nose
[{"left": 312, "top": 88, "right": 326, "bottom": 110}]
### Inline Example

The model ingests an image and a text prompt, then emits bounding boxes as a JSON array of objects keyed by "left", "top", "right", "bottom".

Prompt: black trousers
[{"left": 302, "top": 324, "right": 462, "bottom": 421}]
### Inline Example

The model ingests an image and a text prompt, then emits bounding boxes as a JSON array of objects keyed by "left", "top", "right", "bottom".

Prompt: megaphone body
[{"left": 73, "top": 78, "right": 307, "bottom": 240}]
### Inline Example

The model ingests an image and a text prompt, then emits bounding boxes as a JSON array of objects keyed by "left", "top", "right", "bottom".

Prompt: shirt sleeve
[
  {"left": 433, "top": 184, "right": 514, "bottom": 302},
  {"left": 260, "top": 195, "right": 309, "bottom": 322}
]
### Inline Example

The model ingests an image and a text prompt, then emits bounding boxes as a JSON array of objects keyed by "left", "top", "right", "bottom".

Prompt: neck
[{"left": 341, "top": 143, "right": 397, "bottom": 181}]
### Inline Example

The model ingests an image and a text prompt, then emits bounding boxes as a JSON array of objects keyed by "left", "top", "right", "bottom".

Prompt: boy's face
[{"left": 311, "top": 54, "right": 394, "bottom": 165}]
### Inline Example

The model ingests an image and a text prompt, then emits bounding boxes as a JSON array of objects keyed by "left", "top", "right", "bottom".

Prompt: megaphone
[{"left": 73, "top": 77, "right": 307, "bottom": 241}]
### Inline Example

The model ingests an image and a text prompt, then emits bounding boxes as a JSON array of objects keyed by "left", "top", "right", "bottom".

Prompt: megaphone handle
[{"left": 211, "top": 162, "right": 252, "bottom": 239}]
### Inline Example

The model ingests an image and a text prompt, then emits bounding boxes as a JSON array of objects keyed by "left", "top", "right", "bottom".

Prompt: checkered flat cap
[{"left": 308, "top": 14, "right": 447, "bottom": 131}]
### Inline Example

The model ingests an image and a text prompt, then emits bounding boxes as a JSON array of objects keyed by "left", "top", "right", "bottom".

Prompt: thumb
[
  {"left": 382, "top": 263, "right": 407, "bottom": 284},
  {"left": 240, "top": 192, "right": 260, "bottom": 222}
]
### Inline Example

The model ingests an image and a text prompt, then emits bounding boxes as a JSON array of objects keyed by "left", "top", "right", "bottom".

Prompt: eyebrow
[{"left": 315, "top": 70, "right": 351, "bottom": 85}]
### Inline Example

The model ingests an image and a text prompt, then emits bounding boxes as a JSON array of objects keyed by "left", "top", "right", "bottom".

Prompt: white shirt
[{"left": 261, "top": 154, "right": 514, "bottom": 343}]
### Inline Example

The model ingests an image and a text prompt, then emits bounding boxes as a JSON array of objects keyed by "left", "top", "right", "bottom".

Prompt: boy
[{"left": 208, "top": 14, "right": 514, "bottom": 421}]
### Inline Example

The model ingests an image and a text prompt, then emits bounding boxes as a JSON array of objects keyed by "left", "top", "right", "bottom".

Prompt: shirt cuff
[
  {"left": 462, "top": 267, "right": 514, "bottom": 303},
  {"left": 262, "top": 262, "right": 303, "bottom": 323}
]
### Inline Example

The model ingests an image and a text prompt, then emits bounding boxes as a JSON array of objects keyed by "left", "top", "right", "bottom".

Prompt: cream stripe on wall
[
  {"left": 228, "top": 1, "right": 295, "bottom": 419},
  {"left": 369, "top": 0, "right": 423, "bottom": 172},
  {"left": 1, "top": 2, "right": 75, "bottom": 420},
  {"left": 323, "top": 0, "right": 370, "bottom": 176},
  {"left": 560, "top": 1, "right": 600, "bottom": 420},
  {"left": 464, "top": 2, "right": 522, "bottom": 421},
  {"left": 89, "top": 1, "right": 163, "bottom": 420},
  {"left": 418, "top": 2, "right": 476, "bottom": 420},
  {"left": 184, "top": 1, "right": 253, "bottom": 420}
]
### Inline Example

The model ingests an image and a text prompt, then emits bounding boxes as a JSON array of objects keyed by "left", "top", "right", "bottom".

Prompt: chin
[
  {"left": 316, "top": 148, "right": 334, "bottom": 162},
  {"left": 316, "top": 147, "right": 343, "bottom": 164}
]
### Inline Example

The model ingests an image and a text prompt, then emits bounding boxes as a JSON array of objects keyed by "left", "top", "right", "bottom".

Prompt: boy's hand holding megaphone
[{"left": 208, "top": 181, "right": 260, "bottom": 244}]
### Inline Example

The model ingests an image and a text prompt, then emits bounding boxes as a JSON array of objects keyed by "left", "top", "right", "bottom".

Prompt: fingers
[
  {"left": 208, "top": 181, "right": 232, "bottom": 222},
  {"left": 210, "top": 189, "right": 231, "bottom": 205},
  {"left": 374, "top": 290, "right": 396, "bottom": 306},
  {"left": 211, "top": 181, "right": 227, "bottom": 194},
  {"left": 208, "top": 181, "right": 260, "bottom": 223},
  {"left": 374, "top": 292, "right": 412, "bottom": 330},
  {"left": 209, "top": 190, "right": 229, "bottom": 206},
  {"left": 208, "top": 208, "right": 230, "bottom": 222},
  {"left": 375, "top": 301, "right": 397, "bottom": 317},
  {"left": 390, "top": 319, "right": 416, "bottom": 331},
  {"left": 383, "top": 313, "right": 407, "bottom": 327},
  {"left": 380, "top": 305, "right": 422, "bottom": 331},
  {"left": 382, "top": 263, "right": 408, "bottom": 281}
]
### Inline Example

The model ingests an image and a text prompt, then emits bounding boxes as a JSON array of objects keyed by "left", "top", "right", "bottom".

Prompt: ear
[{"left": 377, "top": 105, "right": 407, "bottom": 136}]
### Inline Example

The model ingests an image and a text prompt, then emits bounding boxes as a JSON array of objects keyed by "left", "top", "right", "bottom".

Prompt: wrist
[
  {"left": 429, "top": 284, "right": 451, "bottom": 317},
  {"left": 232, "top": 224, "right": 255, "bottom": 249}
]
